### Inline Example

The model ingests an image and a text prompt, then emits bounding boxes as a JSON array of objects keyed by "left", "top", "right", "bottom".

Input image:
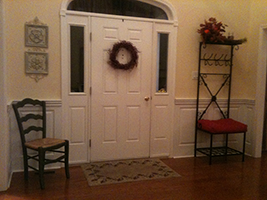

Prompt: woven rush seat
[
  {"left": 25, "top": 138, "right": 66, "bottom": 150},
  {"left": 198, "top": 118, "right": 247, "bottom": 134}
]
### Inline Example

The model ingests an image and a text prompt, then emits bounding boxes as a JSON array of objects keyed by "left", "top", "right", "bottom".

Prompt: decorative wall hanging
[
  {"left": 108, "top": 40, "right": 139, "bottom": 70},
  {"left": 25, "top": 17, "right": 48, "bottom": 48},
  {"left": 25, "top": 52, "right": 48, "bottom": 74},
  {"left": 25, "top": 48, "right": 48, "bottom": 82},
  {"left": 25, "top": 17, "right": 49, "bottom": 82}
]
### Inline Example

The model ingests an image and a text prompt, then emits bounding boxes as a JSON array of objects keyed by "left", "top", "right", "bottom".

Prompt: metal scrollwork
[
  {"left": 202, "top": 53, "right": 231, "bottom": 66},
  {"left": 197, "top": 111, "right": 203, "bottom": 120},
  {"left": 235, "top": 45, "right": 240, "bottom": 51},
  {"left": 223, "top": 111, "right": 228, "bottom": 118},
  {"left": 199, "top": 74, "right": 207, "bottom": 85},
  {"left": 223, "top": 74, "right": 230, "bottom": 85}
]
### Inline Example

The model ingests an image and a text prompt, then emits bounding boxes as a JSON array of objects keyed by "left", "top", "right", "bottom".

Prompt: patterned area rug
[{"left": 81, "top": 158, "right": 180, "bottom": 186}]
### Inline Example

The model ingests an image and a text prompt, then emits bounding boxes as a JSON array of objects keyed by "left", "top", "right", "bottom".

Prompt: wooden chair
[{"left": 12, "top": 98, "right": 70, "bottom": 189}]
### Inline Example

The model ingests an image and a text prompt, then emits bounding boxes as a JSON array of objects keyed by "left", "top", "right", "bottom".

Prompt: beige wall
[
  {"left": 5, "top": 0, "right": 62, "bottom": 101},
  {"left": 170, "top": 0, "right": 252, "bottom": 98},
  {"left": 4, "top": 0, "right": 264, "bottom": 101}
]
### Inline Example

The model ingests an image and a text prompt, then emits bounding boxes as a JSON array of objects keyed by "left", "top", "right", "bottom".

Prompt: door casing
[{"left": 61, "top": 6, "right": 178, "bottom": 163}]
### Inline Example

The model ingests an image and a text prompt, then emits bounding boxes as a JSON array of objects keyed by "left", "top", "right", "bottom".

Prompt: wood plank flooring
[{"left": 1, "top": 153, "right": 267, "bottom": 200}]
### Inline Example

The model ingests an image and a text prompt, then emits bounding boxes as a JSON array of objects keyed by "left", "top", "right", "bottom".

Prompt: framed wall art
[
  {"left": 25, "top": 52, "right": 48, "bottom": 74},
  {"left": 25, "top": 17, "right": 48, "bottom": 48}
]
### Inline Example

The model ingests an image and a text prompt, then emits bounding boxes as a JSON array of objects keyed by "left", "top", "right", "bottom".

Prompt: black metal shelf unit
[{"left": 194, "top": 42, "right": 246, "bottom": 164}]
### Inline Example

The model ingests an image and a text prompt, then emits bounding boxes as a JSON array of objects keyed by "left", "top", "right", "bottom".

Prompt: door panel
[
  {"left": 70, "top": 106, "right": 86, "bottom": 143},
  {"left": 91, "top": 17, "right": 152, "bottom": 161},
  {"left": 62, "top": 15, "right": 90, "bottom": 163},
  {"left": 150, "top": 23, "right": 176, "bottom": 157}
]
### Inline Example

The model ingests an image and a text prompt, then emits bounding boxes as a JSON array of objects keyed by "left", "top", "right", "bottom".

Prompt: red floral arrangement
[{"left": 197, "top": 17, "right": 227, "bottom": 43}]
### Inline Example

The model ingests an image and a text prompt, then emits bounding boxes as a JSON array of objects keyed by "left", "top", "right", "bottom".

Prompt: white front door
[{"left": 91, "top": 17, "right": 152, "bottom": 161}]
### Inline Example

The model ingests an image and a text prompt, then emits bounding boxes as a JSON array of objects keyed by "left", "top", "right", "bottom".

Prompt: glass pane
[
  {"left": 157, "top": 33, "right": 169, "bottom": 93},
  {"left": 68, "top": 0, "right": 168, "bottom": 20},
  {"left": 70, "top": 26, "right": 84, "bottom": 93}
]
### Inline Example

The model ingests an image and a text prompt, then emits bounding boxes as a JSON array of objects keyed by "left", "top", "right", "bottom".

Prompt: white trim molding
[
  {"left": 173, "top": 98, "right": 254, "bottom": 158},
  {"left": 254, "top": 25, "right": 267, "bottom": 157},
  {"left": 0, "top": 0, "right": 10, "bottom": 192},
  {"left": 60, "top": 0, "right": 178, "bottom": 163},
  {"left": 60, "top": 0, "right": 178, "bottom": 25}
]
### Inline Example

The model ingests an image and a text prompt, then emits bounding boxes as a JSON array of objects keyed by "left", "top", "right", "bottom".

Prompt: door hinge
[
  {"left": 90, "top": 32, "right": 92, "bottom": 42},
  {"left": 89, "top": 139, "right": 91, "bottom": 147}
]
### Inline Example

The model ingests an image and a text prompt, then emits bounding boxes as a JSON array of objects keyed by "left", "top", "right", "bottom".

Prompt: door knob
[{"left": 144, "top": 96, "right": 150, "bottom": 101}]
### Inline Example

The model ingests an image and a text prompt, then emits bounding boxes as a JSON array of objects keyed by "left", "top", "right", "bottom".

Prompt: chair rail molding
[
  {"left": 9, "top": 97, "right": 255, "bottom": 171},
  {"left": 173, "top": 98, "right": 254, "bottom": 158}
]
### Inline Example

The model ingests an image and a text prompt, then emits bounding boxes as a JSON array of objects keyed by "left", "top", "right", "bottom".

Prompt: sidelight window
[
  {"left": 157, "top": 33, "right": 169, "bottom": 93},
  {"left": 70, "top": 26, "right": 84, "bottom": 93}
]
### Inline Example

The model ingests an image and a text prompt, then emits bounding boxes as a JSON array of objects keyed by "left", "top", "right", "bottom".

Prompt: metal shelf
[{"left": 196, "top": 147, "right": 243, "bottom": 157}]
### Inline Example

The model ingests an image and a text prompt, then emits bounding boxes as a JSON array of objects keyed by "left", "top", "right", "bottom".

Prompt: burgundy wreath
[{"left": 108, "top": 40, "right": 139, "bottom": 70}]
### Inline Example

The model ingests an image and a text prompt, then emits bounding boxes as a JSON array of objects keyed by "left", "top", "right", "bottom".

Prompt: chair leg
[
  {"left": 38, "top": 148, "right": 45, "bottom": 189},
  {"left": 242, "top": 132, "right": 246, "bottom": 162},
  {"left": 23, "top": 149, "right": 29, "bottom": 181},
  {"left": 225, "top": 134, "right": 229, "bottom": 161},
  {"left": 65, "top": 140, "right": 70, "bottom": 179},
  {"left": 194, "top": 130, "right": 198, "bottom": 157},
  {"left": 209, "top": 134, "right": 213, "bottom": 165}
]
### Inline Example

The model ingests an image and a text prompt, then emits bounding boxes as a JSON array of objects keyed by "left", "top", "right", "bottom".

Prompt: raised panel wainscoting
[
  {"left": 173, "top": 98, "right": 254, "bottom": 158},
  {"left": 8, "top": 98, "right": 254, "bottom": 172}
]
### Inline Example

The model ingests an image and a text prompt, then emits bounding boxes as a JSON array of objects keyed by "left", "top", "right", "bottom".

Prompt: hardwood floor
[{"left": 1, "top": 153, "right": 267, "bottom": 200}]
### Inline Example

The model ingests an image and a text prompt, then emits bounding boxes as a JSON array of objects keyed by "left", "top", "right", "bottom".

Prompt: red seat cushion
[{"left": 198, "top": 118, "right": 247, "bottom": 134}]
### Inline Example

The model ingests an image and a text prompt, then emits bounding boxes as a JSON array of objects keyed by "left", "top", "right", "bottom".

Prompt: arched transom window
[{"left": 67, "top": 0, "right": 168, "bottom": 20}]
